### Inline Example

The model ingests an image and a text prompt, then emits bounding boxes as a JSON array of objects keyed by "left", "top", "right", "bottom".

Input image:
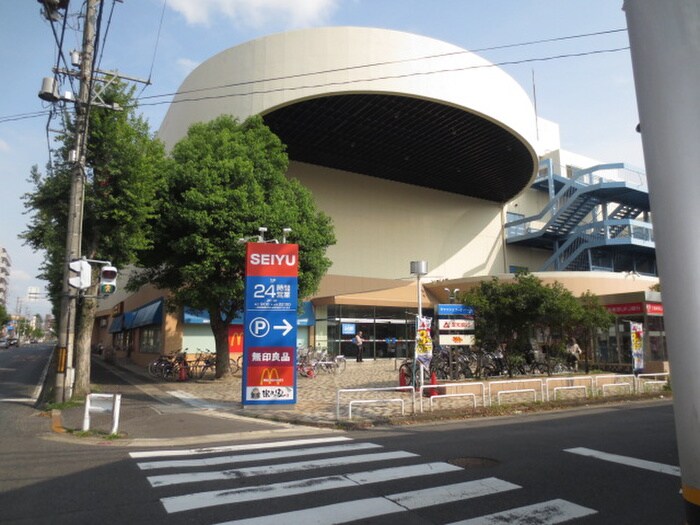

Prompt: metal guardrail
[
  {"left": 335, "top": 373, "right": 670, "bottom": 420},
  {"left": 336, "top": 386, "right": 415, "bottom": 420}
]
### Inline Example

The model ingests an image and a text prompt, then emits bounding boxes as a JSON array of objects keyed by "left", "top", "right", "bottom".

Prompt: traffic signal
[
  {"left": 99, "top": 265, "right": 118, "bottom": 295},
  {"left": 68, "top": 259, "right": 92, "bottom": 290}
]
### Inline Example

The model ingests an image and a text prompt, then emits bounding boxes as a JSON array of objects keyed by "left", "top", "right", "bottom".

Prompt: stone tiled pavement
[{"left": 110, "top": 356, "right": 411, "bottom": 426}]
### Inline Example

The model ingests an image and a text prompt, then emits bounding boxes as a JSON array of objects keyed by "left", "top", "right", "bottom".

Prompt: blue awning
[
  {"left": 183, "top": 307, "right": 244, "bottom": 325},
  {"left": 184, "top": 307, "right": 211, "bottom": 324},
  {"left": 131, "top": 299, "right": 163, "bottom": 329},
  {"left": 298, "top": 301, "right": 315, "bottom": 326},
  {"left": 108, "top": 315, "right": 123, "bottom": 333},
  {"left": 123, "top": 310, "right": 136, "bottom": 329}
]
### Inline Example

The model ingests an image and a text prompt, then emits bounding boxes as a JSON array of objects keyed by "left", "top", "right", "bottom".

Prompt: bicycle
[
  {"left": 296, "top": 347, "right": 318, "bottom": 378},
  {"left": 147, "top": 350, "right": 180, "bottom": 379},
  {"left": 398, "top": 357, "right": 430, "bottom": 387},
  {"left": 315, "top": 349, "right": 347, "bottom": 374}
]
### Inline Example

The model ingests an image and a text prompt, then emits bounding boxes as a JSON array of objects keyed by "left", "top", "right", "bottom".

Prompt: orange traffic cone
[
  {"left": 427, "top": 372, "right": 438, "bottom": 397},
  {"left": 399, "top": 369, "right": 408, "bottom": 387}
]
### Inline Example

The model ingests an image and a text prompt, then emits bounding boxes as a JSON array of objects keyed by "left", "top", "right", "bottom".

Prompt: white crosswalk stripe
[
  {"left": 565, "top": 447, "right": 681, "bottom": 476},
  {"left": 447, "top": 499, "right": 597, "bottom": 524},
  {"left": 161, "top": 462, "right": 465, "bottom": 513},
  {"left": 212, "top": 478, "right": 522, "bottom": 525},
  {"left": 147, "top": 450, "right": 417, "bottom": 487},
  {"left": 136, "top": 441, "right": 382, "bottom": 470},
  {"left": 131, "top": 436, "right": 597, "bottom": 523}
]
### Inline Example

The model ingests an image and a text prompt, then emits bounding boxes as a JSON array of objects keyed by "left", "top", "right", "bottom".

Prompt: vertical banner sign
[
  {"left": 630, "top": 321, "right": 645, "bottom": 372},
  {"left": 242, "top": 242, "right": 298, "bottom": 405},
  {"left": 415, "top": 316, "right": 433, "bottom": 368}
]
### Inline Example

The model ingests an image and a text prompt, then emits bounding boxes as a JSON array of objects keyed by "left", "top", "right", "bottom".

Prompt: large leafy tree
[
  {"left": 132, "top": 115, "right": 335, "bottom": 378},
  {"left": 463, "top": 273, "right": 612, "bottom": 371},
  {"left": 22, "top": 80, "right": 167, "bottom": 397}
]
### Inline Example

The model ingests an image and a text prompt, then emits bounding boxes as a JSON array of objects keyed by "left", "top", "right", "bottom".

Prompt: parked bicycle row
[
  {"left": 399, "top": 346, "right": 578, "bottom": 386},
  {"left": 146, "top": 349, "right": 242, "bottom": 381},
  {"left": 296, "top": 346, "right": 347, "bottom": 378}
]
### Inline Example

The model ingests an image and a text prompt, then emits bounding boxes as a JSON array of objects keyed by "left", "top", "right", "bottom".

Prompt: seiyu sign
[{"left": 242, "top": 242, "right": 298, "bottom": 406}]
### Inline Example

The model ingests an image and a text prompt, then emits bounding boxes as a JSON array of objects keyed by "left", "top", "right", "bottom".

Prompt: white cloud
[
  {"left": 168, "top": 0, "right": 339, "bottom": 29},
  {"left": 11, "top": 269, "right": 33, "bottom": 282},
  {"left": 177, "top": 58, "right": 200, "bottom": 76},
  {"left": 0, "top": 138, "right": 10, "bottom": 152}
]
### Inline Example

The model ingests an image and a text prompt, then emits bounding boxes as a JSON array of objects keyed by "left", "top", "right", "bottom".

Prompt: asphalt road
[{"left": 0, "top": 345, "right": 682, "bottom": 523}]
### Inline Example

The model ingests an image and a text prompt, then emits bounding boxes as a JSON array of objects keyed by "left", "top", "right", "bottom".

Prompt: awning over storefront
[
  {"left": 183, "top": 303, "right": 314, "bottom": 325},
  {"left": 108, "top": 314, "right": 123, "bottom": 333},
  {"left": 313, "top": 282, "right": 436, "bottom": 308},
  {"left": 131, "top": 299, "right": 163, "bottom": 329},
  {"left": 298, "top": 301, "right": 315, "bottom": 326}
]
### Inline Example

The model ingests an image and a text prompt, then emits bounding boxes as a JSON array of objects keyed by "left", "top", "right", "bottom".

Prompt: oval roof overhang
[
  {"left": 158, "top": 27, "right": 539, "bottom": 202},
  {"left": 263, "top": 93, "right": 535, "bottom": 202}
]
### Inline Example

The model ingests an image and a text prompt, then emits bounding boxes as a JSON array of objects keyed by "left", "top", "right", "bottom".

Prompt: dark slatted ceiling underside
[{"left": 263, "top": 93, "right": 534, "bottom": 203}]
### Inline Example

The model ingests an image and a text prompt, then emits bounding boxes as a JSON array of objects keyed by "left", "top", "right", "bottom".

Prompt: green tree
[
  {"left": 22, "top": 79, "right": 167, "bottom": 397},
  {"left": 569, "top": 291, "right": 614, "bottom": 371},
  {"left": 463, "top": 273, "right": 612, "bottom": 373},
  {"left": 132, "top": 115, "right": 335, "bottom": 378},
  {"left": 0, "top": 303, "right": 9, "bottom": 329}
]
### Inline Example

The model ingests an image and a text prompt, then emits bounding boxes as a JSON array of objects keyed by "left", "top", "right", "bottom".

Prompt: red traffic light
[{"left": 101, "top": 266, "right": 118, "bottom": 281}]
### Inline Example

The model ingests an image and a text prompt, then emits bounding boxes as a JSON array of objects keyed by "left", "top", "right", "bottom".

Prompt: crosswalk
[{"left": 130, "top": 436, "right": 597, "bottom": 524}]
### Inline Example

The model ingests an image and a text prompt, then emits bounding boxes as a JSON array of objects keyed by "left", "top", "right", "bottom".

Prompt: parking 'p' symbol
[{"left": 249, "top": 317, "right": 270, "bottom": 337}]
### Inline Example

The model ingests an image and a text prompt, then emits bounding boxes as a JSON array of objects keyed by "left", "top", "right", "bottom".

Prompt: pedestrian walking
[{"left": 353, "top": 331, "right": 365, "bottom": 362}]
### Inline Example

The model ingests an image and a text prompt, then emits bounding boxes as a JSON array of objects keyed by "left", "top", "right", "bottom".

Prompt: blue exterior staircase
[{"left": 506, "top": 161, "right": 656, "bottom": 274}]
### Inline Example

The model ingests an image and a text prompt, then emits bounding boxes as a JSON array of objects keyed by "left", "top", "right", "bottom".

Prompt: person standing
[
  {"left": 353, "top": 331, "right": 365, "bottom": 362},
  {"left": 567, "top": 338, "right": 582, "bottom": 371}
]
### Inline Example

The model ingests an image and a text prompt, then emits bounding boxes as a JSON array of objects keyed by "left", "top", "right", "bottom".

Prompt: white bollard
[{"left": 82, "top": 393, "right": 122, "bottom": 435}]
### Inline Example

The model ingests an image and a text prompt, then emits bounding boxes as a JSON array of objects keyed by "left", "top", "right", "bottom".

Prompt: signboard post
[
  {"left": 437, "top": 304, "right": 475, "bottom": 380},
  {"left": 242, "top": 242, "right": 299, "bottom": 406}
]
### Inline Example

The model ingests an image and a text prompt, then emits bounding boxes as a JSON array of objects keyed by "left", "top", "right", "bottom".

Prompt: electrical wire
[
  {"left": 133, "top": 46, "right": 631, "bottom": 110},
  {"left": 145, "top": 0, "right": 167, "bottom": 86},
  {"left": 1, "top": 26, "right": 630, "bottom": 124},
  {"left": 96, "top": 0, "right": 118, "bottom": 71},
  {"left": 132, "top": 29, "right": 630, "bottom": 107}
]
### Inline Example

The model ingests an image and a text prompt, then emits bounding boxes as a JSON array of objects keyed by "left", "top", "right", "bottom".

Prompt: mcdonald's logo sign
[
  {"left": 228, "top": 325, "right": 244, "bottom": 352},
  {"left": 260, "top": 368, "right": 283, "bottom": 385}
]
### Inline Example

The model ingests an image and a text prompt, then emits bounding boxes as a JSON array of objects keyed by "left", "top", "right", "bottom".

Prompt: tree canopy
[
  {"left": 132, "top": 114, "right": 336, "bottom": 376},
  {"left": 21, "top": 79, "right": 167, "bottom": 396},
  {"left": 462, "top": 272, "right": 613, "bottom": 366}
]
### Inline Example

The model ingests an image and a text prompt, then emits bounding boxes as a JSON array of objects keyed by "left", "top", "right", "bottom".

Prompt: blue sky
[{"left": 0, "top": 0, "right": 641, "bottom": 316}]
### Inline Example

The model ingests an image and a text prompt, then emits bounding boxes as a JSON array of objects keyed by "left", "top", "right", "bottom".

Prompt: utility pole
[
  {"left": 54, "top": 0, "right": 99, "bottom": 403},
  {"left": 624, "top": 1, "right": 700, "bottom": 522}
]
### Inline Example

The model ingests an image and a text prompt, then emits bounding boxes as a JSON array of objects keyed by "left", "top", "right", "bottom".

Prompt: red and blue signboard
[{"left": 242, "top": 242, "right": 298, "bottom": 405}]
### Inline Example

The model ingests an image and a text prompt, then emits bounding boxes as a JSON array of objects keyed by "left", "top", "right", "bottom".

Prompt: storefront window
[
  {"left": 141, "top": 326, "right": 162, "bottom": 354},
  {"left": 321, "top": 304, "right": 427, "bottom": 359}
]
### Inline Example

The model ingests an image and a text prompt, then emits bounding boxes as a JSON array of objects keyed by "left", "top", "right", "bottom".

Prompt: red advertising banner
[
  {"left": 605, "top": 302, "right": 664, "bottom": 316},
  {"left": 246, "top": 243, "right": 299, "bottom": 277}
]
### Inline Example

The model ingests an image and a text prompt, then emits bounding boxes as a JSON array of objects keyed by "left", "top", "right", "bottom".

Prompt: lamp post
[
  {"left": 410, "top": 261, "right": 428, "bottom": 386},
  {"left": 444, "top": 287, "right": 460, "bottom": 304},
  {"left": 410, "top": 261, "right": 428, "bottom": 318}
]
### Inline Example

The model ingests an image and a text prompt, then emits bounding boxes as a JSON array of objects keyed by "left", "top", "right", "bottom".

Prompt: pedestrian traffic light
[
  {"left": 68, "top": 259, "right": 92, "bottom": 290},
  {"left": 99, "top": 265, "right": 118, "bottom": 295}
]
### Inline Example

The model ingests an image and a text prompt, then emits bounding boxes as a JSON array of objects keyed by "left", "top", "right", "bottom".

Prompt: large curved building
[
  {"left": 96, "top": 27, "right": 663, "bottom": 372},
  {"left": 159, "top": 27, "right": 539, "bottom": 281}
]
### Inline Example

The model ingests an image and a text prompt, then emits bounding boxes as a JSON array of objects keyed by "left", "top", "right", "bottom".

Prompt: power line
[
  {"left": 470, "top": 28, "right": 626, "bottom": 53},
  {"left": 1, "top": 27, "right": 629, "bottom": 125},
  {"left": 133, "top": 46, "right": 630, "bottom": 110},
  {"left": 135, "top": 29, "right": 629, "bottom": 105}
]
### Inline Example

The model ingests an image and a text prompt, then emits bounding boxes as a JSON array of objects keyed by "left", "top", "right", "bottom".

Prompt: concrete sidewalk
[{"left": 50, "top": 355, "right": 406, "bottom": 446}]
